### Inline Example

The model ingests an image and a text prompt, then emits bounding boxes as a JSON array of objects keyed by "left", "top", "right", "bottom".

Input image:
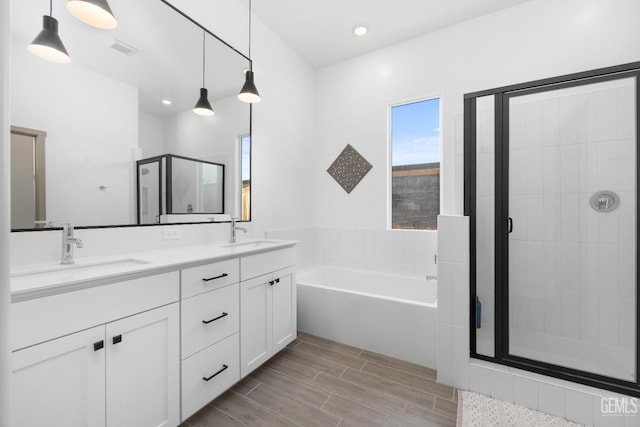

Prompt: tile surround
[{"left": 437, "top": 214, "right": 640, "bottom": 427}]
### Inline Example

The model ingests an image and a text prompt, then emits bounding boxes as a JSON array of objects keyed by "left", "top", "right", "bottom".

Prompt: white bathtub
[{"left": 297, "top": 265, "right": 437, "bottom": 368}]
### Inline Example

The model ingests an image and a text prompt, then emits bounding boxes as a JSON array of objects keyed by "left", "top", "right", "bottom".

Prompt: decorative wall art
[{"left": 326, "top": 144, "right": 373, "bottom": 194}]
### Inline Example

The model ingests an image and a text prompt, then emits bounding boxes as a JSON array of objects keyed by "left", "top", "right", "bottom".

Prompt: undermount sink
[
  {"left": 11, "top": 258, "right": 151, "bottom": 280},
  {"left": 221, "top": 240, "right": 280, "bottom": 249}
]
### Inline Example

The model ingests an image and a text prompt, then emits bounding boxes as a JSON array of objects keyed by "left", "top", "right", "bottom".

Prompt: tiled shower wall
[
  {"left": 508, "top": 78, "right": 636, "bottom": 350},
  {"left": 438, "top": 215, "right": 638, "bottom": 427},
  {"left": 265, "top": 227, "right": 438, "bottom": 278}
]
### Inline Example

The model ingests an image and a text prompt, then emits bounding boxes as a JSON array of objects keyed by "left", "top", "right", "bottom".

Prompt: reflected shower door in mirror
[
  {"left": 10, "top": 0, "right": 251, "bottom": 230},
  {"left": 136, "top": 155, "right": 224, "bottom": 225}
]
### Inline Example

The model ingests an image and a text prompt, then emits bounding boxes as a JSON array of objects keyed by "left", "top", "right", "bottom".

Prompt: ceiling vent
[{"left": 107, "top": 39, "right": 137, "bottom": 56}]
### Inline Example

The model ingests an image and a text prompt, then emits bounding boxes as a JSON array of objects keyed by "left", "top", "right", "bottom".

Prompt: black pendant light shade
[
  {"left": 67, "top": 0, "right": 117, "bottom": 30},
  {"left": 238, "top": 0, "right": 261, "bottom": 103},
  {"left": 193, "top": 31, "right": 214, "bottom": 116},
  {"left": 28, "top": 15, "right": 71, "bottom": 64},
  {"left": 193, "top": 88, "right": 215, "bottom": 116},
  {"left": 238, "top": 70, "right": 261, "bottom": 103}
]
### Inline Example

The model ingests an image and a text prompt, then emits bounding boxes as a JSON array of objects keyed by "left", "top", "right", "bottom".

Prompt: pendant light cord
[
  {"left": 202, "top": 30, "right": 206, "bottom": 87},
  {"left": 49, "top": 0, "right": 53, "bottom": 16},
  {"left": 248, "top": 0, "right": 252, "bottom": 70}
]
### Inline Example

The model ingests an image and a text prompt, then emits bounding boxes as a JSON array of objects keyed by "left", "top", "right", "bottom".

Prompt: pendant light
[
  {"left": 28, "top": 0, "right": 71, "bottom": 64},
  {"left": 193, "top": 31, "right": 215, "bottom": 116},
  {"left": 66, "top": 0, "right": 117, "bottom": 30},
  {"left": 238, "top": 0, "right": 261, "bottom": 103}
]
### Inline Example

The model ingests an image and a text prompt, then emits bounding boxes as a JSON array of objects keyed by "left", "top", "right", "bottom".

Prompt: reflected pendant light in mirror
[
  {"left": 238, "top": 0, "right": 261, "bottom": 103},
  {"left": 67, "top": 0, "right": 117, "bottom": 30},
  {"left": 193, "top": 31, "right": 215, "bottom": 116},
  {"left": 28, "top": 0, "right": 71, "bottom": 64}
]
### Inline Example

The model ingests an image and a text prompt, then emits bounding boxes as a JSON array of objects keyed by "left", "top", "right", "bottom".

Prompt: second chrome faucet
[
  {"left": 229, "top": 218, "right": 247, "bottom": 243},
  {"left": 48, "top": 221, "right": 84, "bottom": 264}
]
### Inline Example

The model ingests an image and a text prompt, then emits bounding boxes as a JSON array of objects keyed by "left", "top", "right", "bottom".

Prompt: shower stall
[{"left": 465, "top": 62, "right": 639, "bottom": 396}]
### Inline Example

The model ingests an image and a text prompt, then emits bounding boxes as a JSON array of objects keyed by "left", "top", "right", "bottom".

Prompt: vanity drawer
[
  {"left": 240, "top": 247, "right": 296, "bottom": 281},
  {"left": 181, "top": 283, "right": 239, "bottom": 358},
  {"left": 181, "top": 258, "right": 239, "bottom": 299},
  {"left": 181, "top": 332, "right": 239, "bottom": 421}
]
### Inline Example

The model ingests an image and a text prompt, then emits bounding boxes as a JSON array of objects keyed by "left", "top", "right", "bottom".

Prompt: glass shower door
[{"left": 507, "top": 75, "right": 637, "bottom": 381}]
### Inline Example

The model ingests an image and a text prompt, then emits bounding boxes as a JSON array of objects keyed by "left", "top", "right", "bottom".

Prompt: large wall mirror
[{"left": 9, "top": 0, "right": 252, "bottom": 230}]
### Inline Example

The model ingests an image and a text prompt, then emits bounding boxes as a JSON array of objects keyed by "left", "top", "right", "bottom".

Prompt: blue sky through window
[
  {"left": 241, "top": 135, "right": 250, "bottom": 181},
  {"left": 391, "top": 98, "right": 440, "bottom": 166}
]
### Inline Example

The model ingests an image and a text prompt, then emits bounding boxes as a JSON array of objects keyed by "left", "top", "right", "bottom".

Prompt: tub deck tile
[{"left": 181, "top": 336, "right": 458, "bottom": 427}]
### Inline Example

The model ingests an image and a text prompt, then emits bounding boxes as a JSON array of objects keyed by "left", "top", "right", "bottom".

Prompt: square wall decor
[{"left": 327, "top": 144, "right": 372, "bottom": 194}]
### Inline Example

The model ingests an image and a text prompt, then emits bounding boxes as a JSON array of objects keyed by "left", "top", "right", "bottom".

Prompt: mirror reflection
[
  {"left": 9, "top": 0, "right": 252, "bottom": 230},
  {"left": 136, "top": 154, "right": 224, "bottom": 225}
]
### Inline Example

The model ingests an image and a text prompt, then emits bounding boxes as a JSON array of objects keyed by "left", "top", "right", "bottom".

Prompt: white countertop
[{"left": 10, "top": 238, "right": 297, "bottom": 302}]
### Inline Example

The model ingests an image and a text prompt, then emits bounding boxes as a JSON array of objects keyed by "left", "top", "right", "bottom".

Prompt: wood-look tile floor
[{"left": 181, "top": 333, "right": 458, "bottom": 427}]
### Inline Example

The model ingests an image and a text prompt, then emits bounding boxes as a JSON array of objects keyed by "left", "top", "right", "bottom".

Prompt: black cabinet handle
[
  {"left": 93, "top": 340, "right": 104, "bottom": 351},
  {"left": 506, "top": 217, "right": 513, "bottom": 234},
  {"left": 202, "top": 312, "right": 228, "bottom": 324},
  {"left": 112, "top": 335, "right": 122, "bottom": 345},
  {"left": 269, "top": 280, "right": 275, "bottom": 286},
  {"left": 203, "top": 273, "right": 228, "bottom": 282},
  {"left": 203, "top": 364, "right": 228, "bottom": 382},
  {"left": 275, "top": 278, "right": 280, "bottom": 284}
]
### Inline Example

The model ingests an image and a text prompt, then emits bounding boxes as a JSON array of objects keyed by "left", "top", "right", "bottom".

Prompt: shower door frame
[{"left": 465, "top": 61, "right": 640, "bottom": 397}]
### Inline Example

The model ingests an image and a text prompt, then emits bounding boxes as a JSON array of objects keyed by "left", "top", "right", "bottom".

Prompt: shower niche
[
  {"left": 464, "top": 62, "right": 639, "bottom": 396},
  {"left": 136, "top": 154, "right": 224, "bottom": 224}
]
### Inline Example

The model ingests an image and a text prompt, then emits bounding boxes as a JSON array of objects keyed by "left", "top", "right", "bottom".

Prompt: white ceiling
[{"left": 249, "top": 0, "right": 533, "bottom": 69}]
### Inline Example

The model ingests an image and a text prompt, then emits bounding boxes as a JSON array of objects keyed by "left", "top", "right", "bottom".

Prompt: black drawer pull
[
  {"left": 203, "top": 364, "right": 228, "bottom": 382},
  {"left": 203, "top": 273, "right": 228, "bottom": 282},
  {"left": 112, "top": 335, "right": 122, "bottom": 345},
  {"left": 269, "top": 280, "right": 275, "bottom": 286},
  {"left": 93, "top": 340, "right": 104, "bottom": 351},
  {"left": 202, "top": 312, "right": 228, "bottom": 324},
  {"left": 275, "top": 278, "right": 280, "bottom": 284}
]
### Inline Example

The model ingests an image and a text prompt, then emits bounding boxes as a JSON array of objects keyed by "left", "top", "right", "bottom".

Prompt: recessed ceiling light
[
  {"left": 162, "top": 99, "right": 172, "bottom": 105},
  {"left": 353, "top": 25, "right": 368, "bottom": 36}
]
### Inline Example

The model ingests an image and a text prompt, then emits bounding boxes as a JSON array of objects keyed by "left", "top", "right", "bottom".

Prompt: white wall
[
  {"left": 0, "top": 0, "right": 11, "bottom": 423},
  {"left": 313, "top": 0, "right": 640, "bottom": 225},
  {"left": 138, "top": 112, "right": 165, "bottom": 158},
  {"left": 11, "top": 42, "right": 138, "bottom": 226}
]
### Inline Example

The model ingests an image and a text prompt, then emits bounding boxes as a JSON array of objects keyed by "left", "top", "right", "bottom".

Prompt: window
[
  {"left": 390, "top": 98, "right": 441, "bottom": 230},
  {"left": 240, "top": 135, "right": 251, "bottom": 221}
]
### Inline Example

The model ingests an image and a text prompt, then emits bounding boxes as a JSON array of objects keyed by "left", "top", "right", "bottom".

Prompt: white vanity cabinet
[
  {"left": 12, "top": 325, "right": 106, "bottom": 427},
  {"left": 11, "top": 272, "right": 180, "bottom": 427},
  {"left": 180, "top": 259, "right": 241, "bottom": 421},
  {"left": 10, "top": 242, "right": 297, "bottom": 427},
  {"left": 240, "top": 248, "right": 297, "bottom": 377}
]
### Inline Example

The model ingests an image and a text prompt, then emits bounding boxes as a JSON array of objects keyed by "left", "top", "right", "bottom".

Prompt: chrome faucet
[
  {"left": 48, "top": 222, "right": 84, "bottom": 264},
  {"left": 229, "top": 218, "right": 247, "bottom": 243}
]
